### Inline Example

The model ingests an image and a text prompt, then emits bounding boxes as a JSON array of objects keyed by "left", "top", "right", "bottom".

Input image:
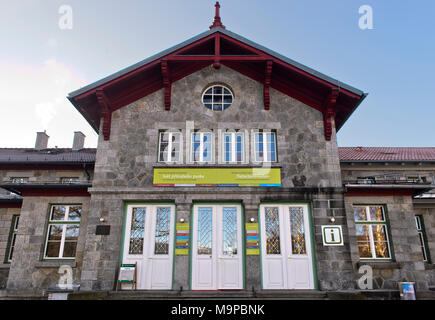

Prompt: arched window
[{"left": 202, "top": 84, "right": 233, "bottom": 111}]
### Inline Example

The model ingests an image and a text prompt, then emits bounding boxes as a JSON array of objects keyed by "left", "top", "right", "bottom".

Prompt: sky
[{"left": 0, "top": 0, "right": 434, "bottom": 148}]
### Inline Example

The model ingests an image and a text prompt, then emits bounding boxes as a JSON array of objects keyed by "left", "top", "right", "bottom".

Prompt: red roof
[{"left": 339, "top": 147, "right": 435, "bottom": 162}]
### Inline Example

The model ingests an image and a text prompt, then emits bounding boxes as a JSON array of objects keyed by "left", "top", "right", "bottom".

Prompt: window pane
[
  {"left": 154, "top": 207, "right": 170, "bottom": 255},
  {"left": 65, "top": 225, "right": 80, "bottom": 240},
  {"left": 45, "top": 242, "right": 61, "bottom": 258},
  {"left": 198, "top": 208, "right": 213, "bottom": 255},
  {"left": 222, "top": 207, "right": 237, "bottom": 255},
  {"left": 203, "top": 134, "right": 212, "bottom": 162},
  {"left": 265, "top": 207, "right": 280, "bottom": 254},
  {"left": 372, "top": 225, "right": 390, "bottom": 258},
  {"left": 289, "top": 207, "right": 306, "bottom": 254},
  {"left": 62, "top": 242, "right": 77, "bottom": 258},
  {"left": 129, "top": 208, "right": 146, "bottom": 255},
  {"left": 68, "top": 206, "right": 82, "bottom": 221},
  {"left": 356, "top": 224, "right": 372, "bottom": 258},
  {"left": 159, "top": 133, "right": 169, "bottom": 162},
  {"left": 51, "top": 206, "right": 66, "bottom": 221},
  {"left": 353, "top": 206, "right": 368, "bottom": 221},
  {"left": 369, "top": 206, "right": 385, "bottom": 221},
  {"left": 213, "top": 86, "right": 222, "bottom": 94},
  {"left": 48, "top": 224, "right": 63, "bottom": 241}
]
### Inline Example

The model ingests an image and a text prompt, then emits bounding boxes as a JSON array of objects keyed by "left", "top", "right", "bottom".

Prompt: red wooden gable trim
[
  {"left": 70, "top": 30, "right": 364, "bottom": 137},
  {"left": 323, "top": 88, "right": 340, "bottom": 141},
  {"left": 161, "top": 60, "right": 171, "bottom": 110},
  {"left": 345, "top": 189, "right": 415, "bottom": 197},
  {"left": 20, "top": 188, "right": 91, "bottom": 197},
  {"left": 264, "top": 60, "right": 273, "bottom": 110},
  {"left": 0, "top": 202, "right": 22, "bottom": 209}
]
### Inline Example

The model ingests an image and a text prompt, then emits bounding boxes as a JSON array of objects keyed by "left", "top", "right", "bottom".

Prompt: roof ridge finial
[{"left": 210, "top": 1, "right": 225, "bottom": 29}]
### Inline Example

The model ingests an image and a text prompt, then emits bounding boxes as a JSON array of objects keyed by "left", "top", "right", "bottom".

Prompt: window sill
[
  {"left": 0, "top": 263, "right": 11, "bottom": 269},
  {"left": 35, "top": 260, "right": 76, "bottom": 268},
  {"left": 356, "top": 261, "right": 401, "bottom": 269}
]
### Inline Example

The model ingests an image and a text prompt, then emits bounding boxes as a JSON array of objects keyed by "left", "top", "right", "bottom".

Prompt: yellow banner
[{"left": 153, "top": 168, "right": 281, "bottom": 187}]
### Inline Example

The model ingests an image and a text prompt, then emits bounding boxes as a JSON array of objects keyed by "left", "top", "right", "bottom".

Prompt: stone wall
[
  {"left": 5, "top": 196, "right": 90, "bottom": 295},
  {"left": 93, "top": 64, "right": 341, "bottom": 190}
]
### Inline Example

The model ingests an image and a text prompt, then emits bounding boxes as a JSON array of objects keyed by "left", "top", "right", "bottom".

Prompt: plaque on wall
[
  {"left": 95, "top": 225, "right": 111, "bottom": 235},
  {"left": 246, "top": 223, "right": 260, "bottom": 255},
  {"left": 175, "top": 223, "right": 189, "bottom": 255}
]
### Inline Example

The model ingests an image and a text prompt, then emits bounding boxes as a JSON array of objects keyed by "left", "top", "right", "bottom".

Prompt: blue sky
[{"left": 0, "top": 0, "right": 434, "bottom": 148}]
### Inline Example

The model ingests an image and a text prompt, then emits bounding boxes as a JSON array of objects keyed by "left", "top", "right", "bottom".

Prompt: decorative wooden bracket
[
  {"left": 213, "top": 34, "right": 221, "bottom": 69},
  {"left": 264, "top": 60, "right": 273, "bottom": 110},
  {"left": 323, "top": 88, "right": 340, "bottom": 141},
  {"left": 161, "top": 60, "right": 171, "bottom": 110},
  {"left": 96, "top": 89, "right": 112, "bottom": 141}
]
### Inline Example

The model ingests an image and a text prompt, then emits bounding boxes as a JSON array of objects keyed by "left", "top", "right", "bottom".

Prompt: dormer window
[{"left": 202, "top": 85, "right": 233, "bottom": 111}]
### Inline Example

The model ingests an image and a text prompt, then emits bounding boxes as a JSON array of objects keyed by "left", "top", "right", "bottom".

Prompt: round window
[{"left": 201, "top": 85, "right": 233, "bottom": 111}]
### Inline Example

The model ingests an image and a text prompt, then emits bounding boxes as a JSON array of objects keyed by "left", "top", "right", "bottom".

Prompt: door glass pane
[
  {"left": 289, "top": 207, "right": 306, "bottom": 254},
  {"left": 129, "top": 208, "right": 146, "bottom": 255},
  {"left": 265, "top": 207, "right": 280, "bottom": 254},
  {"left": 198, "top": 207, "right": 213, "bottom": 255},
  {"left": 154, "top": 207, "right": 170, "bottom": 255},
  {"left": 222, "top": 207, "right": 237, "bottom": 255},
  {"left": 372, "top": 225, "right": 390, "bottom": 258},
  {"left": 356, "top": 225, "right": 372, "bottom": 258}
]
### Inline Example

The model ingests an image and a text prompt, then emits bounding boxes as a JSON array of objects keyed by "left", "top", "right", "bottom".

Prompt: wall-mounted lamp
[
  {"left": 330, "top": 217, "right": 336, "bottom": 223},
  {"left": 99, "top": 218, "right": 105, "bottom": 222},
  {"left": 179, "top": 218, "right": 185, "bottom": 223},
  {"left": 250, "top": 218, "right": 256, "bottom": 223}
]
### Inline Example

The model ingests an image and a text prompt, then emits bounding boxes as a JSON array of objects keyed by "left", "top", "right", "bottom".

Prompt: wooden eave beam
[
  {"left": 264, "top": 60, "right": 273, "bottom": 110},
  {"left": 96, "top": 89, "right": 112, "bottom": 141},
  {"left": 161, "top": 60, "right": 171, "bottom": 110},
  {"left": 322, "top": 88, "right": 340, "bottom": 141}
]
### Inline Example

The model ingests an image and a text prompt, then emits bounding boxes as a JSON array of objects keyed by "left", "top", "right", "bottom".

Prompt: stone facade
[{"left": 0, "top": 65, "right": 434, "bottom": 297}]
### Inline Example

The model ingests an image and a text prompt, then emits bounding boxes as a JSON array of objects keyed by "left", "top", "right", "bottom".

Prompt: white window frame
[
  {"left": 201, "top": 84, "right": 234, "bottom": 111},
  {"left": 253, "top": 130, "right": 277, "bottom": 163},
  {"left": 415, "top": 216, "right": 429, "bottom": 262},
  {"left": 190, "top": 131, "right": 213, "bottom": 163},
  {"left": 354, "top": 205, "right": 392, "bottom": 260},
  {"left": 158, "top": 131, "right": 182, "bottom": 163},
  {"left": 43, "top": 205, "right": 81, "bottom": 260},
  {"left": 6, "top": 215, "right": 19, "bottom": 263},
  {"left": 222, "top": 131, "right": 244, "bottom": 163}
]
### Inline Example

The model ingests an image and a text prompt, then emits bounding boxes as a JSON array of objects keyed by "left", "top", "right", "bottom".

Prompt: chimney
[
  {"left": 35, "top": 131, "right": 49, "bottom": 150},
  {"left": 72, "top": 131, "right": 86, "bottom": 151}
]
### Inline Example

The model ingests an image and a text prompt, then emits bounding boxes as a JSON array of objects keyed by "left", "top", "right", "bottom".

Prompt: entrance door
[
  {"left": 191, "top": 204, "right": 243, "bottom": 290},
  {"left": 260, "top": 204, "right": 314, "bottom": 289},
  {"left": 122, "top": 204, "right": 175, "bottom": 289}
]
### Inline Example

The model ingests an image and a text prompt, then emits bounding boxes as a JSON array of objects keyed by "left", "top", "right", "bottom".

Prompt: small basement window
[{"left": 202, "top": 84, "right": 233, "bottom": 111}]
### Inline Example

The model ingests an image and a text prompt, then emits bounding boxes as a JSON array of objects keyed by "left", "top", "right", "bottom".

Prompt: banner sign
[
  {"left": 153, "top": 168, "right": 281, "bottom": 187},
  {"left": 246, "top": 223, "right": 260, "bottom": 255},
  {"left": 175, "top": 223, "right": 189, "bottom": 255}
]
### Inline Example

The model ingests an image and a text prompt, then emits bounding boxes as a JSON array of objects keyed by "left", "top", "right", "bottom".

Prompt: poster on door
[
  {"left": 246, "top": 223, "right": 260, "bottom": 255},
  {"left": 175, "top": 223, "right": 189, "bottom": 255}
]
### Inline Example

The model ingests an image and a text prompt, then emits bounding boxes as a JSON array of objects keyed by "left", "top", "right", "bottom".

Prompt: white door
[
  {"left": 123, "top": 204, "right": 175, "bottom": 289},
  {"left": 260, "top": 204, "right": 314, "bottom": 289},
  {"left": 191, "top": 204, "right": 243, "bottom": 290}
]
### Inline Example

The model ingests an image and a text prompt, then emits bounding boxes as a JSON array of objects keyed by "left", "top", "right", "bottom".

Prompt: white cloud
[{"left": 0, "top": 59, "right": 98, "bottom": 148}]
